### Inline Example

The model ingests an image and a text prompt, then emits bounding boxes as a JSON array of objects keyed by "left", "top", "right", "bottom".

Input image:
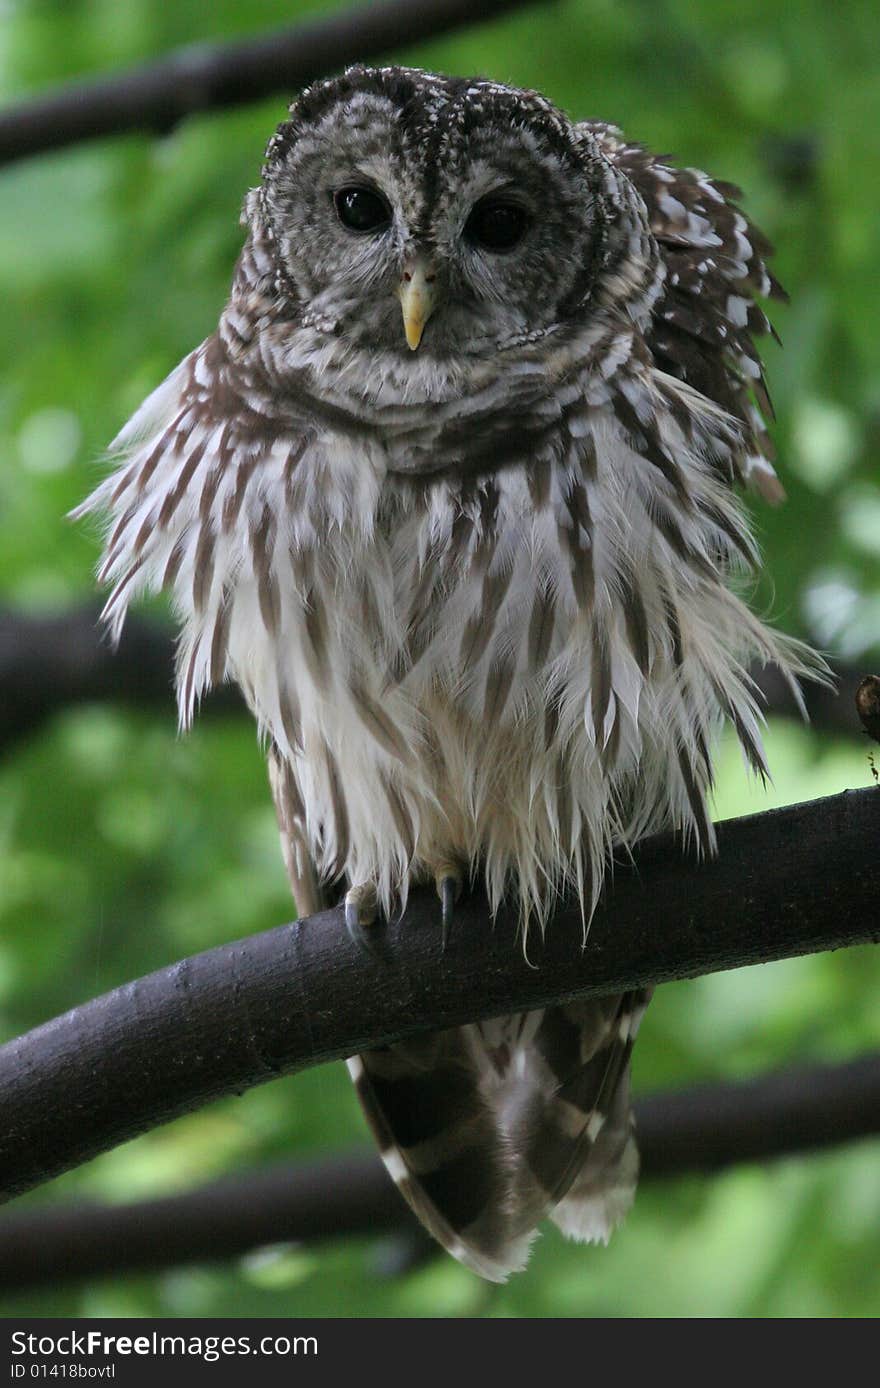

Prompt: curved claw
[
  {"left": 344, "top": 885, "right": 382, "bottom": 958},
  {"left": 439, "top": 874, "right": 462, "bottom": 953}
]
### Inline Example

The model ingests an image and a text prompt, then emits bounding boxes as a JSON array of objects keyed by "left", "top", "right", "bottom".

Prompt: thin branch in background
[
  {"left": 0, "top": 606, "right": 868, "bottom": 753},
  {"left": 2, "top": 1050, "right": 878, "bottom": 1293},
  {"left": 0, "top": 787, "right": 877, "bottom": 1207},
  {"left": 0, "top": 606, "right": 243, "bottom": 752},
  {"left": 0, "top": 0, "right": 549, "bottom": 167}
]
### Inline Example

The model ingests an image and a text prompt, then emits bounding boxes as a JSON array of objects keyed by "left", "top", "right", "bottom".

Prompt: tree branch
[
  {"left": 0, "top": 606, "right": 242, "bottom": 751},
  {"left": 1, "top": 788, "right": 877, "bottom": 1207},
  {"left": 0, "top": 0, "right": 548, "bottom": 167},
  {"left": 0, "top": 606, "right": 867, "bottom": 753},
  {"left": 2, "top": 1050, "right": 878, "bottom": 1292}
]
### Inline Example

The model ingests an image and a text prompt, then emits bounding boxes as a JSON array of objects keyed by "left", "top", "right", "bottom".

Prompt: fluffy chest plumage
[
  {"left": 207, "top": 397, "right": 758, "bottom": 922},
  {"left": 80, "top": 338, "right": 796, "bottom": 926}
]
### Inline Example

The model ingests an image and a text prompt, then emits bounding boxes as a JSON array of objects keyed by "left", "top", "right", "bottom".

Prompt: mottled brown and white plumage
[{"left": 76, "top": 67, "right": 815, "bottom": 1281}]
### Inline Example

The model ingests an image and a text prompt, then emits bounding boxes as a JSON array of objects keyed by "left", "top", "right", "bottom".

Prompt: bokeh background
[{"left": 1, "top": 0, "right": 878, "bottom": 1318}]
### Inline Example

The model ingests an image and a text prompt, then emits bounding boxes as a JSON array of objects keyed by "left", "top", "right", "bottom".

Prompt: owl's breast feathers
[{"left": 77, "top": 267, "right": 810, "bottom": 927}]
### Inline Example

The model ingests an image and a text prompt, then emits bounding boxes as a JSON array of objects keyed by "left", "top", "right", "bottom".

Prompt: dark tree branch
[
  {"left": 0, "top": 1152, "right": 412, "bottom": 1293},
  {"left": 0, "top": 606, "right": 869, "bottom": 753},
  {"left": 0, "top": 0, "right": 549, "bottom": 167},
  {"left": 0, "top": 606, "right": 242, "bottom": 751},
  {"left": 1, "top": 788, "right": 877, "bottom": 1207},
  {"left": 2, "top": 1050, "right": 879, "bottom": 1292}
]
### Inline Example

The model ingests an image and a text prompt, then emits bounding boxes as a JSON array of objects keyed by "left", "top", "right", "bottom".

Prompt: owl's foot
[
  {"left": 344, "top": 881, "right": 380, "bottom": 955},
  {"left": 433, "top": 860, "right": 464, "bottom": 950}
]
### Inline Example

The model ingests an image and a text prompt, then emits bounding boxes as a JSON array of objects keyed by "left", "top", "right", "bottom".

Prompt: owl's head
[{"left": 254, "top": 67, "right": 620, "bottom": 361}]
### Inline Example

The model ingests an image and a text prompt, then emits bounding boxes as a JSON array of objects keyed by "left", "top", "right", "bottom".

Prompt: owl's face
[{"left": 258, "top": 68, "right": 605, "bottom": 361}]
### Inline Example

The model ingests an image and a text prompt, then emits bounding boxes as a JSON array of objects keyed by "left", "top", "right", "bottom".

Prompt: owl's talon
[
  {"left": 344, "top": 883, "right": 381, "bottom": 956},
  {"left": 436, "top": 868, "right": 463, "bottom": 952}
]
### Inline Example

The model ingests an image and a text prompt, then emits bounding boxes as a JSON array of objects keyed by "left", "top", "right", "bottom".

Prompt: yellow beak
[{"left": 397, "top": 258, "right": 436, "bottom": 351}]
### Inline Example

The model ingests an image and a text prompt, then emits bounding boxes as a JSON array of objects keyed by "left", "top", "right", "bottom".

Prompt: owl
[{"left": 76, "top": 66, "right": 814, "bottom": 1281}]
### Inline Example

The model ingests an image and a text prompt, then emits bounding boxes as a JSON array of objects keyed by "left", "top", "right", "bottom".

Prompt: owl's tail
[{"left": 347, "top": 989, "right": 652, "bottom": 1281}]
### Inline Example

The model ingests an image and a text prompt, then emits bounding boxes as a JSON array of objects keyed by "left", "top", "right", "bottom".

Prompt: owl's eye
[
  {"left": 333, "top": 186, "right": 391, "bottom": 234},
  {"left": 464, "top": 198, "right": 529, "bottom": 252}
]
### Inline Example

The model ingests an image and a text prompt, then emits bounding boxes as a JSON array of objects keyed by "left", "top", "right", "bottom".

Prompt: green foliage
[{"left": 0, "top": 0, "right": 878, "bottom": 1318}]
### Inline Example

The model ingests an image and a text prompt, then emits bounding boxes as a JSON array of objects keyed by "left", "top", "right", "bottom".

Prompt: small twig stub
[{"left": 855, "top": 675, "right": 880, "bottom": 743}]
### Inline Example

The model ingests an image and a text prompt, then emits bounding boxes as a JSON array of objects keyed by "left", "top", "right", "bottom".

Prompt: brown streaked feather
[
  {"left": 380, "top": 771, "right": 416, "bottom": 861},
  {"left": 349, "top": 679, "right": 411, "bottom": 764},
  {"left": 677, "top": 745, "right": 715, "bottom": 853},
  {"left": 301, "top": 584, "right": 332, "bottom": 687},
  {"left": 652, "top": 499, "right": 715, "bottom": 580},
  {"left": 197, "top": 458, "right": 224, "bottom": 524},
  {"left": 277, "top": 681, "right": 303, "bottom": 753},
  {"left": 251, "top": 504, "right": 281, "bottom": 639},
  {"left": 447, "top": 506, "right": 475, "bottom": 569},
  {"left": 131, "top": 509, "right": 159, "bottom": 560},
  {"left": 600, "top": 702, "right": 622, "bottom": 770},
  {"left": 576, "top": 429, "right": 599, "bottom": 481},
  {"left": 527, "top": 585, "right": 556, "bottom": 672},
  {"left": 554, "top": 754, "right": 573, "bottom": 857},
  {"left": 161, "top": 537, "right": 187, "bottom": 590},
  {"left": 483, "top": 654, "right": 514, "bottom": 725},
  {"left": 526, "top": 457, "right": 551, "bottom": 509},
  {"left": 543, "top": 690, "right": 561, "bottom": 753},
  {"left": 208, "top": 585, "right": 233, "bottom": 686},
  {"left": 267, "top": 746, "right": 325, "bottom": 918},
  {"left": 179, "top": 637, "right": 203, "bottom": 727},
  {"left": 472, "top": 479, "right": 501, "bottom": 571},
  {"left": 711, "top": 678, "right": 769, "bottom": 782},
  {"left": 613, "top": 390, "right": 691, "bottom": 506},
  {"left": 699, "top": 497, "right": 759, "bottom": 569},
  {"left": 192, "top": 522, "right": 216, "bottom": 614},
  {"left": 157, "top": 447, "right": 205, "bottom": 531},
  {"left": 222, "top": 454, "right": 260, "bottom": 535},
  {"left": 590, "top": 623, "right": 612, "bottom": 742},
  {"left": 658, "top": 572, "right": 685, "bottom": 668},
  {"left": 105, "top": 502, "right": 139, "bottom": 559},
  {"left": 562, "top": 476, "right": 592, "bottom": 535},
  {"left": 284, "top": 434, "right": 311, "bottom": 507},
  {"left": 99, "top": 556, "right": 148, "bottom": 629},
  {"left": 459, "top": 566, "right": 513, "bottom": 671},
  {"left": 110, "top": 403, "right": 189, "bottom": 505},
  {"left": 559, "top": 521, "right": 594, "bottom": 612},
  {"left": 323, "top": 746, "right": 350, "bottom": 877},
  {"left": 620, "top": 568, "right": 651, "bottom": 676}
]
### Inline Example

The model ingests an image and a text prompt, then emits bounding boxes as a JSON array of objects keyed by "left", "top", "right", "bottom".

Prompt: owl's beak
[{"left": 397, "top": 257, "right": 436, "bottom": 351}]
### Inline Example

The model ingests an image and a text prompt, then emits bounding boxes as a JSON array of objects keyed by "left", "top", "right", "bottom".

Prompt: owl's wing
[{"left": 583, "top": 122, "right": 787, "bottom": 504}]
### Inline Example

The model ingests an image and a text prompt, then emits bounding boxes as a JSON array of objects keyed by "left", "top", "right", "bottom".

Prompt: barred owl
[{"left": 77, "top": 67, "right": 813, "bottom": 1281}]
